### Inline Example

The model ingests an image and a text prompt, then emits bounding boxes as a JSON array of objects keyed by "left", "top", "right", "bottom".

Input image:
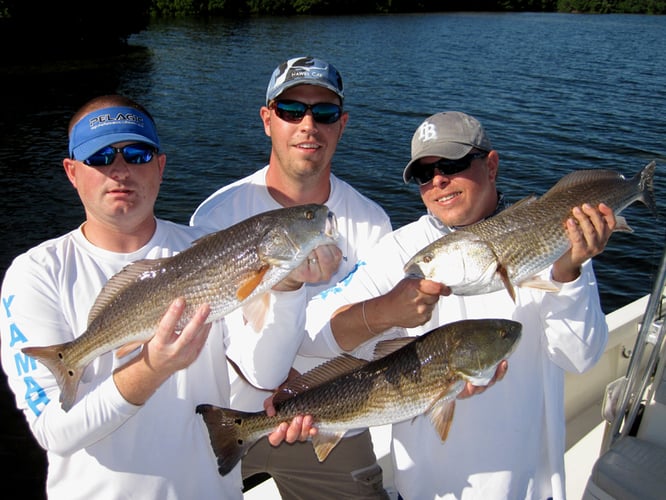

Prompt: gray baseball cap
[
  {"left": 403, "top": 111, "right": 492, "bottom": 183},
  {"left": 266, "top": 56, "right": 344, "bottom": 105}
]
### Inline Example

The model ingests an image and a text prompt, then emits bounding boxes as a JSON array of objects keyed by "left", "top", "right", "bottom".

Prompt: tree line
[
  {"left": 1, "top": 0, "right": 664, "bottom": 64},
  {"left": 149, "top": 0, "right": 665, "bottom": 16}
]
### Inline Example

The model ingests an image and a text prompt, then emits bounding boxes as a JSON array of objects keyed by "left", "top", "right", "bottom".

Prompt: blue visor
[{"left": 69, "top": 106, "right": 160, "bottom": 162}]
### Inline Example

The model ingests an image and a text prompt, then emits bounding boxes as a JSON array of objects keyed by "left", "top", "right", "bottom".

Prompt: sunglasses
[
  {"left": 82, "top": 143, "right": 157, "bottom": 167},
  {"left": 412, "top": 152, "right": 489, "bottom": 185},
  {"left": 271, "top": 100, "right": 342, "bottom": 125}
]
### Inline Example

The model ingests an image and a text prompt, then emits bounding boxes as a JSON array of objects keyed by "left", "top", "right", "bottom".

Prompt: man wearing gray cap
[
  {"left": 191, "top": 57, "right": 392, "bottom": 498},
  {"left": 305, "top": 111, "right": 615, "bottom": 499}
]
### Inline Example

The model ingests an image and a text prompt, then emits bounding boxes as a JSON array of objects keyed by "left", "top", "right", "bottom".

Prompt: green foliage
[
  {"left": 498, "top": 0, "right": 558, "bottom": 9},
  {"left": 146, "top": 0, "right": 662, "bottom": 16},
  {"left": 1, "top": 0, "right": 663, "bottom": 65},
  {"left": 556, "top": 0, "right": 666, "bottom": 12}
]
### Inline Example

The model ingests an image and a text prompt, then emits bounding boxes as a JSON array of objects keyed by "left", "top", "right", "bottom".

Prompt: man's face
[
  {"left": 261, "top": 84, "right": 348, "bottom": 180},
  {"left": 418, "top": 150, "right": 500, "bottom": 228},
  {"left": 63, "top": 141, "right": 165, "bottom": 229}
]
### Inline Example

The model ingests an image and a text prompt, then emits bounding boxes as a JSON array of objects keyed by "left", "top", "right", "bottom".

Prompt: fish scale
[
  {"left": 22, "top": 204, "right": 338, "bottom": 412},
  {"left": 197, "top": 318, "right": 521, "bottom": 476},
  {"left": 404, "top": 162, "right": 658, "bottom": 299}
]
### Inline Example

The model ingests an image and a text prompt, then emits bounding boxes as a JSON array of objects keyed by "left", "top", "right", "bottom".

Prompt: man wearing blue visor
[{"left": 0, "top": 94, "right": 332, "bottom": 499}]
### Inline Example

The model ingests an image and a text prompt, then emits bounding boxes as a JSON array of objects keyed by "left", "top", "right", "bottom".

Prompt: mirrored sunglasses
[
  {"left": 272, "top": 100, "right": 342, "bottom": 125},
  {"left": 412, "top": 152, "right": 489, "bottom": 185},
  {"left": 83, "top": 143, "right": 157, "bottom": 167}
]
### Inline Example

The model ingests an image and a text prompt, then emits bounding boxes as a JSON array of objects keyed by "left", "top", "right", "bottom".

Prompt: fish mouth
[
  {"left": 403, "top": 263, "right": 425, "bottom": 279},
  {"left": 325, "top": 210, "right": 339, "bottom": 239}
]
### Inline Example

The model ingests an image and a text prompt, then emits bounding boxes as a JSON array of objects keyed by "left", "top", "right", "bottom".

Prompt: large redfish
[
  {"left": 22, "top": 204, "right": 338, "bottom": 412},
  {"left": 404, "top": 162, "right": 657, "bottom": 300},
  {"left": 197, "top": 318, "right": 521, "bottom": 476}
]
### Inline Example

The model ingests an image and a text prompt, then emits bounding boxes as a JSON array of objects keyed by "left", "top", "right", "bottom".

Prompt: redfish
[
  {"left": 405, "top": 162, "right": 657, "bottom": 300},
  {"left": 197, "top": 318, "right": 521, "bottom": 476},
  {"left": 23, "top": 204, "right": 338, "bottom": 412}
]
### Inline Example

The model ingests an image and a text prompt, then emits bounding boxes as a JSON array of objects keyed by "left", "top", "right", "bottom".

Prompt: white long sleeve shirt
[
  {"left": 305, "top": 213, "right": 609, "bottom": 500},
  {"left": 190, "top": 165, "right": 392, "bottom": 412},
  {"left": 0, "top": 218, "right": 306, "bottom": 499}
]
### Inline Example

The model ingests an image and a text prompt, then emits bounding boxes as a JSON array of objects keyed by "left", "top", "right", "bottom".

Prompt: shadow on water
[
  {"left": 0, "top": 46, "right": 157, "bottom": 278},
  {"left": 0, "top": 46, "right": 157, "bottom": 498}
]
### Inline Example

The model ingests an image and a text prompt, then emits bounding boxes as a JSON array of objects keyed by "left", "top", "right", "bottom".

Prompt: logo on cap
[
  {"left": 266, "top": 56, "right": 344, "bottom": 104},
  {"left": 88, "top": 111, "right": 147, "bottom": 130},
  {"left": 416, "top": 121, "right": 438, "bottom": 144}
]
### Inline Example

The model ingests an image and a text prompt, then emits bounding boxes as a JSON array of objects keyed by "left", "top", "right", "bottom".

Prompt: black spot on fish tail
[
  {"left": 636, "top": 161, "right": 658, "bottom": 218},
  {"left": 21, "top": 342, "right": 82, "bottom": 412},
  {"left": 196, "top": 404, "right": 254, "bottom": 476}
]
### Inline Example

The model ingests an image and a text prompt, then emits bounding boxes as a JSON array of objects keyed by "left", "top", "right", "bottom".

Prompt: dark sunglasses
[
  {"left": 271, "top": 100, "right": 342, "bottom": 125},
  {"left": 412, "top": 152, "right": 489, "bottom": 185},
  {"left": 82, "top": 143, "right": 157, "bottom": 167}
]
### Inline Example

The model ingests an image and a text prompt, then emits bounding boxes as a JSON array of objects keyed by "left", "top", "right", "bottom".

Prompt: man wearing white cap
[
  {"left": 0, "top": 94, "right": 327, "bottom": 500},
  {"left": 191, "top": 57, "right": 392, "bottom": 498},
  {"left": 305, "top": 111, "right": 615, "bottom": 499}
]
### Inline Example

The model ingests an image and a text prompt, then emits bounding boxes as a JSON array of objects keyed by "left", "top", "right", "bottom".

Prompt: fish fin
[
  {"left": 242, "top": 293, "right": 271, "bottom": 332},
  {"left": 22, "top": 342, "right": 83, "bottom": 412},
  {"left": 274, "top": 354, "right": 367, "bottom": 404},
  {"left": 428, "top": 399, "right": 457, "bottom": 442},
  {"left": 87, "top": 258, "right": 171, "bottom": 326},
  {"left": 115, "top": 341, "right": 145, "bottom": 358},
  {"left": 236, "top": 266, "right": 270, "bottom": 301},
  {"left": 542, "top": 169, "right": 623, "bottom": 197},
  {"left": 497, "top": 264, "right": 516, "bottom": 302},
  {"left": 613, "top": 215, "right": 633, "bottom": 233},
  {"left": 312, "top": 430, "right": 346, "bottom": 462},
  {"left": 196, "top": 404, "right": 257, "bottom": 476},
  {"left": 189, "top": 230, "right": 221, "bottom": 247},
  {"left": 506, "top": 194, "right": 539, "bottom": 209},
  {"left": 518, "top": 276, "right": 561, "bottom": 292},
  {"left": 372, "top": 337, "right": 418, "bottom": 359},
  {"left": 423, "top": 380, "right": 465, "bottom": 442}
]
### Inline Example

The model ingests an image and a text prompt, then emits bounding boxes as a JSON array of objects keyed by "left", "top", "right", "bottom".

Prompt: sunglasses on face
[
  {"left": 412, "top": 152, "right": 489, "bottom": 185},
  {"left": 82, "top": 143, "right": 157, "bottom": 167},
  {"left": 271, "top": 100, "right": 342, "bottom": 125}
]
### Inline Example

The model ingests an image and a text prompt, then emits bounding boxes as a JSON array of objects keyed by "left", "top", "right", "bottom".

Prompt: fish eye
[
  {"left": 423, "top": 255, "right": 433, "bottom": 264},
  {"left": 305, "top": 209, "right": 315, "bottom": 220}
]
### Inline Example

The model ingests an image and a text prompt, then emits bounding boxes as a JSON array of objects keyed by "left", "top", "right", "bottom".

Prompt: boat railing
[{"left": 582, "top": 242, "right": 666, "bottom": 500}]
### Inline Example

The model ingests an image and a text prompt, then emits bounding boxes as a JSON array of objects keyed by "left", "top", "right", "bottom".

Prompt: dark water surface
[{"left": 1, "top": 12, "right": 665, "bottom": 497}]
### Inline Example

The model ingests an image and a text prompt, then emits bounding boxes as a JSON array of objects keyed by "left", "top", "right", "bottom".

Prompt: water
[
  {"left": 1, "top": 12, "right": 665, "bottom": 496},
  {"left": 2, "top": 13, "right": 665, "bottom": 315}
]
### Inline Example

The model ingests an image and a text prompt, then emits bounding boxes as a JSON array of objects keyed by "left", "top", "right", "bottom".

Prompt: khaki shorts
[{"left": 242, "top": 429, "right": 389, "bottom": 499}]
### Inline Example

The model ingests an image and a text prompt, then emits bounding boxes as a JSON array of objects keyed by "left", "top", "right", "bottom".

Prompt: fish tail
[
  {"left": 636, "top": 161, "right": 658, "bottom": 217},
  {"left": 196, "top": 404, "right": 254, "bottom": 476},
  {"left": 21, "top": 342, "right": 83, "bottom": 412}
]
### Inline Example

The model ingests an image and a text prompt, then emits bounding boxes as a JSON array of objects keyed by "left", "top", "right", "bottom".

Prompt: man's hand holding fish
[
  {"left": 273, "top": 244, "right": 343, "bottom": 292},
  {"left": 552, "top": 202, "right": 617, "bottom": 283},
  {"left": 114, "top": 298, "right": 212, "bottom": 406}
]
